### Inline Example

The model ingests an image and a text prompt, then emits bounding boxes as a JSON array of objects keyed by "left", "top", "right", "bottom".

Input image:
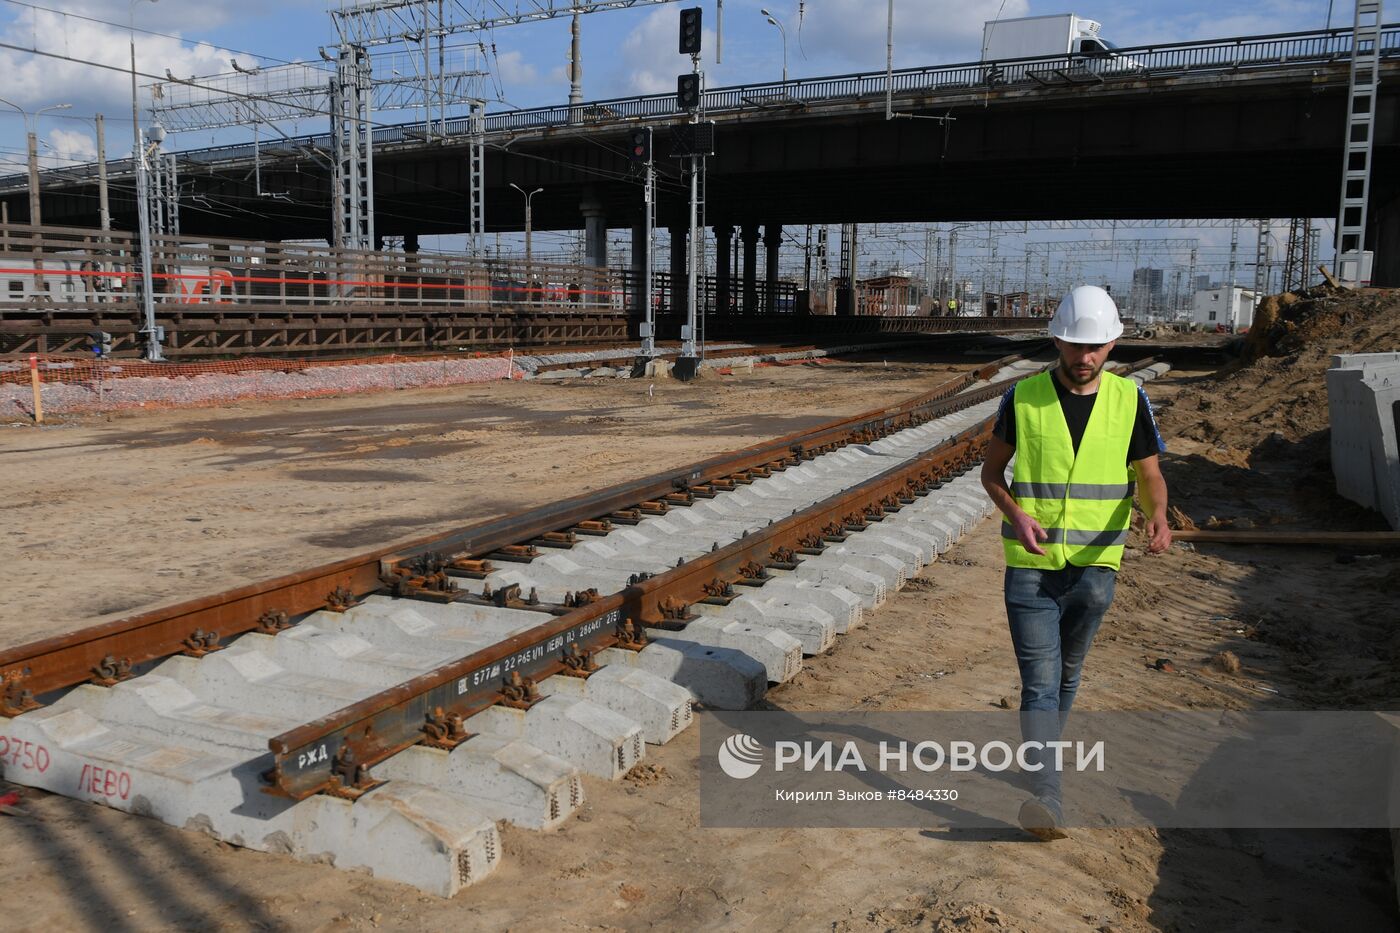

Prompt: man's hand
[
  {"left": 1010, "top": 512, "right": 1049, "bottom": 556},
  {"left": 1144, "top": 516, "right": 1172, "bottom": 554}
]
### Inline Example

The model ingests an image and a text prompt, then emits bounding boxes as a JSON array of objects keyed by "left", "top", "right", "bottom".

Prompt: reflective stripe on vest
[
  {"left": 1010, "top": 481, "right": 1137, "bottom": 501},
  {"left": 1000, "top": 524, "right": 1130, "bottom": 547},
  {"left": 1003, "top": 370, "right": 1138, "bottom": 571}
]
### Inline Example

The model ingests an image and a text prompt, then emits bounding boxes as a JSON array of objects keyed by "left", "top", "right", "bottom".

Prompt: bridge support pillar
[
  {"left": 714, "top": 225, "right": 732, "bottom": 316},
  {"left": 764, "top": 223, "right": 782, "bottom": 315},
  {"left": 582, "top": 197, "right": 607, "bottom": 268},
  {"left": 669, "top": 224, "right": 688, "bottom": 317},
  {"left": 404, "top": 233, "right": 419, "bottom": 254},
  {"left": 741, "top": 223, "right": 759, "bottom": 314},
  {"left": 1372, "top": 193, "right": 1400, "bottom": 287}
]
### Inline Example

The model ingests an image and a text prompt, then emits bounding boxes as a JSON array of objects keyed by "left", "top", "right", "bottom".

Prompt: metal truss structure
[
  {"left": 1254, "top": 221, "right": 1271, "bottom": 298},
  {"left": 1022, "top": 238, "right": 1201, "bottom": 257},
  {"left": 329, "top": 0, "right": 681, "bottom": 47},
  {"left": 150, "top": 49, "right": 487, "bottom": 133},
  {"left": 148, "top": 152, "right": 179, "bottom": 237},
  {"left": 333, "top": 47, "right": 375, "bottom": 251},
  {"left": 1283, "top": 217, "right": 1315, "bottom": 291},
  {"left": 920, "top": 219, "right": 1262, "bottom": 233}
]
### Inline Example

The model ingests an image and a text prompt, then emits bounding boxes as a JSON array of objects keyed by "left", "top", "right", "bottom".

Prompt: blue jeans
[{"left": 1003, "top": 565, "right": 1117, "bottom": 808}]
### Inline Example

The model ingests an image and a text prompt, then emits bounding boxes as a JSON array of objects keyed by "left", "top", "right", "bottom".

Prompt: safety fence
[{"left": 1, "top": 349, "right": 522, "bottom": 419}]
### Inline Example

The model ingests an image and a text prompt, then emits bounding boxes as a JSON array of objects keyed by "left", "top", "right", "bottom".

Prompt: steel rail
[
  {"left": 266, "top": 396, "right": 1001, "bottom": 798},
  {"left": 266, "top": 355, "right": 1159, "bottom": 799},
  {"left": 0, "top": 349, "right": 1036, "bottom": 714}
]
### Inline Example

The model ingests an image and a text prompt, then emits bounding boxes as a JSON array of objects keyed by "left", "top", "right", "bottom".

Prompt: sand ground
[{"left": 1, "top": 346, "right": 1396, "bottom": 932}]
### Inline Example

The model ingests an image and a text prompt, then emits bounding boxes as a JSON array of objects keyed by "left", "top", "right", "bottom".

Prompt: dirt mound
[
  {"left": 1156, "top": 286, "right": 1400, "bottom": 453},
  {"left": 1153, "top": 286, "right": 1400, "bottom": 531}
]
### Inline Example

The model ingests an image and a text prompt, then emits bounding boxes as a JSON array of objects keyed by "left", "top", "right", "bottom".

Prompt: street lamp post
[
  {"left": 1, "top": 98, "right": 72, "bottom": 303},
  {"left": 0, "top": 98, "right": 72, "bottom": 228},
  {"left": 130, "top": 0, "right": 159, "bottom": 160},
  {"left": 510, "top": 183, "right": 543, "bottom": 300},
  {"left": 760, "top": 9, "right": 788, "bottom": 84}
]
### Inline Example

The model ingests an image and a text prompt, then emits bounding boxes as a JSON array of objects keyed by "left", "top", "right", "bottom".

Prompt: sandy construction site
[{"left": 2, "top": 292, "right": 1398, "bottom": 931}]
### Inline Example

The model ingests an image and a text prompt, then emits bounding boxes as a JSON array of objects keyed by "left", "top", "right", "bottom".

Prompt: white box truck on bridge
[{"left": 981, "top": 13, "right": 1133, "bottom": 66}]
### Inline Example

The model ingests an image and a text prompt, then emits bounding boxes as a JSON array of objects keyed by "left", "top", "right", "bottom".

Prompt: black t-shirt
[{"left": 993, "top": 373, "right": 1164, "bottom": 464}]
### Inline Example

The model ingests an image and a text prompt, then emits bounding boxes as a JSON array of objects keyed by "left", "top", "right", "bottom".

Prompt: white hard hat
[{"left": 1049, "top": 285, "right": 1124, "bottom": 344}]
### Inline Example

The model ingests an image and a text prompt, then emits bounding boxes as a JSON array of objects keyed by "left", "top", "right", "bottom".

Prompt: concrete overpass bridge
[{"left": 5, "top": 24, "right": 1399, "bottom": 282}]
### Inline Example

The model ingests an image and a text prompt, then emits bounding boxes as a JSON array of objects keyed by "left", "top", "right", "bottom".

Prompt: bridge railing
[
  {"left": 470, "top": 22, "right": 1399, "bottom": 135},
  {"left": 2, "top": 22, "right": 1397, "bottom": 190}
]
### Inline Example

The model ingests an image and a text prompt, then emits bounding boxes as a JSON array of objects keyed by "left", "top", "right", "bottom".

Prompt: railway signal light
[
  {"left": 87, "top": 329, "right": 113, "bottom": 358},
  {"left": 676, "top": 73, "right": 701, "bottom": 111},
  {"left": 678, "top": 6, "right": 702, "bottom": 55},
  {"left": 628, "top": 127, "right": 653, "bottom": 163}
]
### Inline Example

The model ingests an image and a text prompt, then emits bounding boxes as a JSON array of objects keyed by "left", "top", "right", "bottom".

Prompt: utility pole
[
  {"left": 803, "top": 224, "right": 813, "bottom": 291},
  {"left": 568, "top": 12, "right": 583, "bottom": 109},
  {"left": 135, "top": 127, "right": 163, "bottom": 361},
  {"left": 1228, "top": 221, "right": 1239, "bottom": 288},
  {"left": 25, "top": 130, "right": 40, "bottom": 229},
  {"left": 947, "top": 229, "right": 958, "bottom": 305},
  {"left": 510, "top": 183, "right": 542, "bottom": 270},
  {"left": 96, "top": 114, "right": 111, "bottom": 232},
  {"left": 637, "top": 127, "right": 657, "bottom": 359},
  {"left": 923, "top": 228, "right": 934, "bottom": 297},
  {"left": 130, "top": 0, "right": 157, "bottom": 162}
]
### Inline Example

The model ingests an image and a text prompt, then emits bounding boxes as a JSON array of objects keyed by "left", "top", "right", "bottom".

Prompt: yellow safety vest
[{"left": 1002, "top": 370, "right": 1137, "bottom": 571}]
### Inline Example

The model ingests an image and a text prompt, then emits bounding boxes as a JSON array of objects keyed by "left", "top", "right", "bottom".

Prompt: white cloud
[
  {"left": 43, "top": 127, "right": 98, "bottom": 167},
  {"left": 0, "top": 6, "right": 252, "bottom": 156},
  {"left": 616, "top": 6, "right": 724, "bottom": 95},
  {"left": 496, "top": 49, "right": 541, "bottom": 86},
  {"left": 794, "top": 0, "right": 1031, "bottom": 69}
]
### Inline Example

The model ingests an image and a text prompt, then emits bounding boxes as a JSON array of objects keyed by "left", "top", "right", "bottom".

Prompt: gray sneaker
[{"left": 1018, "top": 797, "right": 1068, "bottom": 841}]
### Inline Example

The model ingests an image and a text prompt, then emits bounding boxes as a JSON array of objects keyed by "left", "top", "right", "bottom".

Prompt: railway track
[{"left": 0, "top": 352, "right": 1171, "bottom": 895}]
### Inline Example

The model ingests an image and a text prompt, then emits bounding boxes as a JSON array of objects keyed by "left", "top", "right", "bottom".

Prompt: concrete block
[
  {"left": 372, "top": 736, "right": 582, "bottom": 830},
  {"left": 267, "top": 624, "right": 442, "bottom": 686},
  {"left": 863, "top": 525, "right": 940, "bottom": 567},
  {"left": 537, "top": 665, "right": 692, "bottom": 744},
  {"left": 812, "top": 546, "right": 907, "bottom": 588},
  {"left": 1329, "top": 356, "right": 1400, "bottom": 529},
  {"left": 701, "top": 599, "right": 837, "bottom": 655},
  {"left": 741, "top": 579, "right": 863, "bottom": 633},
  {"left": 0, "top": 704, "right": 500, "bottom": 896},
  {"left": 647, "top": 617, "right": 802, "bottom": 684},
  {"left": 789, "top": 560, "right": 886, "bottom": 608},
  {"left": 467, "top": 694, "right": 644, "bottom": 780},
  {"left": 598, "top": 643, "right": 767, "bottom": 710},
  {"left": 156, "top": 648, "right": 363, "bottom": 722}
]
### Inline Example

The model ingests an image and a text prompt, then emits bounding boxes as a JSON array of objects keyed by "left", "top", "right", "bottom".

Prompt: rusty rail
[
  {"left": 266, "top": 428, "right": 991, "bottom": 799},
  {"left": 266, "top": 355, "right": 1162, "bottom": 799},
  {"left": 0, "top": 351, "right": 1033, "bottom": 715}
]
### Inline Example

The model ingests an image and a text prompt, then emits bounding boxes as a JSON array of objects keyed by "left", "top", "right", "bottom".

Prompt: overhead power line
[{"left": 0, "top": 0, "right": 299, "bottom": 69}]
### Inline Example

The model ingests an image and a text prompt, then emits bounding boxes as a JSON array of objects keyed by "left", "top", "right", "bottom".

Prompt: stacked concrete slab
[{"left": 1327, "top": 353, "right": 1400, "bottom": 530}]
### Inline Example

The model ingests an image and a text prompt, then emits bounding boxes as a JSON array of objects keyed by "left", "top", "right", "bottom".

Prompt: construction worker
[
  {"left": 947, "top": 297, "right": 958, "bottom": 315},
  {"left": 979, "top": 285, "right": 1171, "bottom": 840}
]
